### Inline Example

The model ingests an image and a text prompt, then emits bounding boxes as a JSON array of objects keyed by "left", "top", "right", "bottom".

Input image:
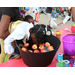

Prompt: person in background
[
  {"left": 0, "top": 7, "right": 20, "bottom": 64},
  {"left": 54, "top": 7, "right": 59, "bottom": 18},
  {"left": 25, "top": 7, "right": 31, "bottom": 16},
  {"left": 66, "top": 7, "right": 71, "bottom": 21},
  {"left": 33, "top": 7, "right": 40, "bottom": 25},
  {"left": 52, "top": 7, "right": 57, "bottom": 20},
  {"left": 46, "top": 7, "right": 58, "bottom": 29},
  {"left": 19, "top": 7, "right": 26, "bottom": 20},
  {"left": 69, "top": 7, "right": 75, "bottom": 22},
  {"left": 60, "top": 7, "right": 65, "bottom": 20},
  {"left": 46, "top": 7, "right": 55, "bottom": 29}
]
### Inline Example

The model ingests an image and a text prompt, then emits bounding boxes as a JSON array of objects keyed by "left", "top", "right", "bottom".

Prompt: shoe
[{"left": 53, "top": 18, "right": 57, "bottom": 20}]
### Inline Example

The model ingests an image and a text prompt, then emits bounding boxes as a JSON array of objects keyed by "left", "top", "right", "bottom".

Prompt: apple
[
  {"left": 29, "top": 50, "right": 33, "bottom": 53},
  {"left": 34, "top": 50, "right": 40, "bottom": 53},
  {"left": 39, "top": 44, "right": 44, "bottom": 50},
  {"left": 21, "top": 47, "right": 27, "bottom": 52},
  {"left": 32, "top": 44, "right": 37, "bottom": 50},
  {"left": 39, "top": 43, "right": 44, "bottom": 46},
  {"left": 48, "top": 46, "right": 54, "bottom": 51},
  {"left": 40, "top": 49, "right": 46, "bottom": 53},
  {"left": 24, "top": 43, "right": 29, "bottom": 47},
  {"left": 45, "top": 42, "right": 50, "bottom": 47}
]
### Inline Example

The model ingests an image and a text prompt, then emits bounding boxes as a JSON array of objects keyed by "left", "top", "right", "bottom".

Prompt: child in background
[
  {"left": 33, "top": 7, "right": 40, "bottom": 25},
  {"left": 60, "top": 7, "right": 65, "bottom": 20},
  {"left": 57, "top": 7, "right": 61, "bottom": 15},
  {"left": 25, "top": 7, "right": 31, "bottom": 16},
  {"left": 19, "top": 7, "right": 26, "bottom": 20},
  {"left": 52, "top": 7, "right": 57, "bottom": 20}
]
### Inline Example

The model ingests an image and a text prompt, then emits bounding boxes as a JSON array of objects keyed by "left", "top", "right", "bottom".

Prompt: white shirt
[{"left": 4, "top": 22, "right": 33, "bottom": 54}]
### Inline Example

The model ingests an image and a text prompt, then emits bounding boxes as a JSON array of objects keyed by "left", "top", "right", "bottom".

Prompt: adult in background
[
  {"left": 46, "top": 7, "right": 55, "bottom": 29},
  {"left": 0, "top": 7, "right": 20, "bottom": 64}
]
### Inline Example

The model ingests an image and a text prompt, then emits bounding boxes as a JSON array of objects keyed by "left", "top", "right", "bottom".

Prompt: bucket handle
[{"left": 67, "top": 34, "right": 75, "bottom": 36}]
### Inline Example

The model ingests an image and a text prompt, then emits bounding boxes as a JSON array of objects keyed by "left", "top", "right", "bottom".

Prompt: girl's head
[
  {"left": 29, "top": 24, "right": 46, "bottom": 44},
  {"left": 23, "top": 15, "right": 34, "bottom": 25}
]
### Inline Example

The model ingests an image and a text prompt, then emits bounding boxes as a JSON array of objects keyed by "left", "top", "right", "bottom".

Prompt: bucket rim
[{"left": 62, "top": 34, "right": 75, "bottom": 43}]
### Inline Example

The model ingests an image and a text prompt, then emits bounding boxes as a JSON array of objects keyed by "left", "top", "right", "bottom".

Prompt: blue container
[
  {"left": 57, "top": 53, "right": 63, "bottom": 61},
  {"left": 64, "top": 60, "right": 70, "bottom": 67}
]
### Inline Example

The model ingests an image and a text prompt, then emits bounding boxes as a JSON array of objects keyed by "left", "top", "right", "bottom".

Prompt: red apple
[
  {"left": 39, "top": 43, "right": 44, "bottom": 46},
  {"left": 24, "top": 43, "right": 29, "bottom": 47},
  {"left": 21, "top": 47, "right": 27, "bottom": 52},
  {"left": 29, "top": 50, "right": 33, "bottom": 53},
  {"left": 34, "top": 50, "right": 40, "bottom": 53},
  {"left": 45, "top": 42, "right": 50, "bottom": 47},
  {"left": 39, "top": 44, "right": 44, "bottom": 50},
  {"left": 48, "top": 46, "right": 54, "bottom": 51},
  {"left": 40, "top": 49, "right": 46, "bottom": 53},
  {"left": 32, "top": 44, "right": 37, "bottom": 50}
]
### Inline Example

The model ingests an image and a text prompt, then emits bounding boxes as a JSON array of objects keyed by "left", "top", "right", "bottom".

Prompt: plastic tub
[
  {"left": 62, "top": 34, "right": 75, "bottom": 55},
  {"left": 16, "top": 35, "right": 61, "bottom": 67}
]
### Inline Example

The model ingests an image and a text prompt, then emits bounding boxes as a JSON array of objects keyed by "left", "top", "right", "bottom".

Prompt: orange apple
[
  {"left": 34, "top": 50, "right": 40, "bottom": 53},
  {"left": 39, "top": 44, "right": 44, "bottom": 49},
  {"left": 40, "top": 49, "right": 46, "bottom": 53},
  {"left": 21, "top": 47, "right": 27, "bottom": 52},
  {"left": 45, "top": 42, "right": 50, "bottom": 47},
  {"left": 32, "top": 44, "right": 37, "bottom": 50},
  {"left": 24, "top": 43, "right": 29, "bottom": 47},
  {"left": 48, "top": 46, "right": 54, "bottom": 51},
  {"left": 29, "top": 50, "right": 33, "bottom": 53}
]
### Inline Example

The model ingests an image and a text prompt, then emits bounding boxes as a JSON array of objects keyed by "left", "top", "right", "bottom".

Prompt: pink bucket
[{"left": 62, "top": 34, "right": 75, "bottom": 55}]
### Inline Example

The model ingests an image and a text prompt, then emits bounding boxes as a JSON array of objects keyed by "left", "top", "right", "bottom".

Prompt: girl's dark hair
[
  {"left": 23, "top": 15, "right": 33, "bottom": 21},
  {"left": 30, "top": 24, "right": 46, "bottom": 44}
]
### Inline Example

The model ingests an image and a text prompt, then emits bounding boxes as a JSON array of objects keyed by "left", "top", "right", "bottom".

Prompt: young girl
[{"left": 29, "top": 24, "right": 46, "bottom": 44}]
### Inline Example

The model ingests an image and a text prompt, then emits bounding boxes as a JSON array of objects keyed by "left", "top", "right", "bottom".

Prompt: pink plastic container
[{"left": 62, "top": 34, "right": 75, "bottom": 55}]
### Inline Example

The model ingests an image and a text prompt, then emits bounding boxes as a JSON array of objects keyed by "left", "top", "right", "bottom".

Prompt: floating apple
[
  {"left": 21, "top": 47, "right": 27, "bottom": 52},
  {"left": 48, "top": 46, "right": 54, "bottom": 51},
  {"left": 34, "top": 50, "right": 40, "bottom": 53},
  {"left": 40, "top": 49, "right": 46, "bottom": 53},
  {"left": 29, "top": 50, "right": 33, "bottom": 53},
  {"left": 45, "top": 42, "right": 50, "bottom": 47},
  {"left": 39, "top": 43, "right": 44, "bottom": 46},
  {"left": 24, "top": 43, "right": 29, "bottom": 47},
  {"left": 32, "top": 44, "right": 37, "bottom": 50},
  {"left": 39, "top": 44, "right": 44, "bottom": 50}
]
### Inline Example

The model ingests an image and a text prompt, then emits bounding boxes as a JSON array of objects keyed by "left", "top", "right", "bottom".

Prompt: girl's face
[{"left": 30, "top": 33, "right": 37, "bottom": 44}]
